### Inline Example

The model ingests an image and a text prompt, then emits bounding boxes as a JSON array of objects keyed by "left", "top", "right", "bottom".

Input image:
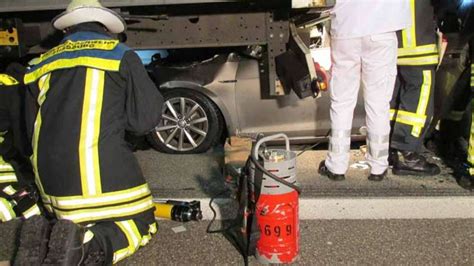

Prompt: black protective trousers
[
  {"left": 0, "top": 157, "right": 40, "bottom": 222},
  {"left": 77, "top": 209, "right": 157, "bottom": 264},
  {"left": 440, "top": 39, "right": 474, "bottom": 174},
  {"left": 390, "top": 65, "right": 436, "bottom": 152},
  {"left": 0, "top": 76, "right": 40, "bottom": 222}
]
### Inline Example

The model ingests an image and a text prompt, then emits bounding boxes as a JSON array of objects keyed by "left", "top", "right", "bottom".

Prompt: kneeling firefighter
[
  {"left": 0, "top": 63, "right": 41, "bottom": 223},
  {"left": 15, "top": 0, "right": 164, "bottom": 264}
]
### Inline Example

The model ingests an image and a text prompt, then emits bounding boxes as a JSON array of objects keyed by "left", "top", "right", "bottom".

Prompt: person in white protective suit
[{"left": 319, "top": 0, "right": 412, "bottom": 181}]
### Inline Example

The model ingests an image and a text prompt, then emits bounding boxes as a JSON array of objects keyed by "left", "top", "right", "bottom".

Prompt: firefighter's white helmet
[{"left": 52, "top": 0, "right": 126, "bottom": 34}]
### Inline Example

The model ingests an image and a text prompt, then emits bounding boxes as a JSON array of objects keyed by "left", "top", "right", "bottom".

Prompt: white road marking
[{"left": 154, "top": 197, "right": 474, "bottom": 220}]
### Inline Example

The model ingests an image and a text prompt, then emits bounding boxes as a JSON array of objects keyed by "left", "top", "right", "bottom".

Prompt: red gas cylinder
[
  {"left": 256, "top": 190, "right": 299, "bottom": 264},
  {"left": 252, "top": 134, "right": 299, "bottom": 264}
]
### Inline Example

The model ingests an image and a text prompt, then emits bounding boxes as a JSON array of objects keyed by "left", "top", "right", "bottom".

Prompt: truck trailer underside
[{"left": 0, "top": 0, "right": 332, "bottom": 97}]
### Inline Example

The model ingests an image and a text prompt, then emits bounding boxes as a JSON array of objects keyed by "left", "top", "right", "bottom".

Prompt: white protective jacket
[{"left": 330, "top": 0, "right": 412, "bottom": 39}]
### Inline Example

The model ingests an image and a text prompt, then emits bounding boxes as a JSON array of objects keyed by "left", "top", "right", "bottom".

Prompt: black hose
[
  {"left": 296, "top": 129, "right": 331, "bottom": 157},
  {"left": 206, "top": 189, "right": 237, "bottom": 234}
]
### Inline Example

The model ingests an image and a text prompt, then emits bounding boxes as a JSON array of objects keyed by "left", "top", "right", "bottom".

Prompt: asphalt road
[
  {"left": 0, "top": 147, "right": 473, "bottom": 265},
  {"left": 120, "top": 219, "right": 474, "bottom": 265},
  {"left": 1, "top": 219, "right": 472, "bottom": 265}
]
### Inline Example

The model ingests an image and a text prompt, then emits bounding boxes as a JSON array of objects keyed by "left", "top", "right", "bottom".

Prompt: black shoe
[
  {"left": 368, "top": 170, "right": 387, "bottom": 182},
  {"left": 392, "top": 151, "right": 441, "bottom": 176},
  {"left": 454, "top": 168, "right": 474, "bottom": 191},
  {"left": 319, "top": 160, "right": 345, "bottom": 181},
  {"left": 458, "top": 175, "right": 474, "bottom": 190},
  {"left": 388, "top": 149, "right": 398, "bottom": 167},
  {"left": 42, "top": 220, "right": 85, "bottom": 266},
  {"left": 14, "top": 215, "right": 51, "bottom": 266}
]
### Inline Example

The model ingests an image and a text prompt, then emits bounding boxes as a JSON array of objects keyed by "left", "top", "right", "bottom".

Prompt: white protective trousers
[{"left": 325, "top": 32, "right": 398, "bottom": 175}]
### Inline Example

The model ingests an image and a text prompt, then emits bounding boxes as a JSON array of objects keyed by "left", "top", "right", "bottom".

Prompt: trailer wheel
[{"left": 148, "top": 89, "right": 224, "bottom": 154}]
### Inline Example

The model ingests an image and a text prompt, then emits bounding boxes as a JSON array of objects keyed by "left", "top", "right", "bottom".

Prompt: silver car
[{"left": 142, "top": 48, "right": 366, "bottom": 154}]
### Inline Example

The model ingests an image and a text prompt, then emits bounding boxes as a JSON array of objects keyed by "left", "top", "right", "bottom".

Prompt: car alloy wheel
[{"left": 155, "top": 97, "right": 209, "bottom": 152}]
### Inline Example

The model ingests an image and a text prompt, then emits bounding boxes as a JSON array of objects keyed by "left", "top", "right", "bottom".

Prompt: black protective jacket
[
  {"left": 25, "top": 24, "right": 164, "bottom": 224},
  {"left": 0, "top": 64, "right": 29, "bottom": 160},
  {"left": 397, "top": 0, "right": 439, "bottom": 66}
]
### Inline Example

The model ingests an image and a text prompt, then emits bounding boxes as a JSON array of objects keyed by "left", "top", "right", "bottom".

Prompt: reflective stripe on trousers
[
  {"left": 326, "top": 129, "right": 351, "bottom": 175},
  {"left": 83, "top": 213, "right": 157, "bottom": 264},
  {"left": 469, "top": 65, "right": 474, "bottom": 172},
  {"left": 113, "top": 221, "right": 157, "bottom": 263},
  {"left": 367, "top": 133, "right": 390, "bottom": 159},
  {"left": 329, "top": 130, "right": 351, "bottom": 154},
  {"left": 390, "top": 69, "right": 433, "bottom": 138}
]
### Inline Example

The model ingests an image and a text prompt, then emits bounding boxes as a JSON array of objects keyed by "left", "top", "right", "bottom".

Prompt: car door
[{"left": 234, "top": 58, "right": 366, "bottom": 140}]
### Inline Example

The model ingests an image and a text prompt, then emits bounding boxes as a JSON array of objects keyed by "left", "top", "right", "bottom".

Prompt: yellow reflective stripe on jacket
[
  {"left": 24, "top": 57, "right": 120, "bottom": 84},
  {"left": 0, "top": 163, "right": 14, "bottom": 172},
  {"left": 0, "top": 198, "right": 15, "bottom": 222},
  {"left": 398, "top": 44, "right": 438, "bottom": 57},
  {"left": 0, "top": 130, "right": 7, "bottom": 144},
  {"left": 22, "top": 204, "right": 42, "bottom": 219},
  {"left": 471, "top": 64, "right": 474, "bottom": 87},
  {"left": 411, "top": 70, "right": 432, "bottom": 137},
  {"left": 402, "top": 0, "right": 417, "bottom": 48},
  {"left": 49, "top": 183, "right": 151, "bottom": 210},
  {"left": 0, "top": 156, "right": 13, "bottom": 171},
  {"left": 390, "top": 109, "right": 426, "bottom": 127},
  {"left": 469, "top": 102, "right": 474, "bottom": 166},
  {"left": 2, "top": 185, "right": 17, "bottom": 196},
  {"left": 40, "top": 39, "right": 119, "bottom": 63},
  {"left": 79, "top": 68, "right": 105, "bottom": 196},
  {"left": 0, "top": 74, "right": 19, "bottom": 86},
  {"left": 31, "top": 74, "right": 51, "bottom": 195},
  {"left": 52, "top": 195, "right": 154, "bottom": 224},
  {"left": 397, "top": 54, "right": 439, "bottom": 66},
  {"left": 0, "top": 172, "right": 17, "bottom": 183},
  {"left": 0, "top": 131, "right": 5, "bottom": 144}
]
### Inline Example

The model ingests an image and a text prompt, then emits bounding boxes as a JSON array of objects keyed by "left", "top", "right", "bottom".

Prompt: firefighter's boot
[
  {"left": 42, "top": 220, "right": 85, "bottom": 266},
  {"left": 458, "top": 172, "right": 474, "bottom": 190},
  {"left": 392, "top": 151, "right": 441, "bottom": 176},
  {"left": 319, "top": 160, "right": 345, "bottom": 181},
  {"left": 14, "top": 215, "right": 51, "bottom": 266}
]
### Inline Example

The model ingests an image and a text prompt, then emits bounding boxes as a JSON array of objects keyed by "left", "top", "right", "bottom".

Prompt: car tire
[{"left": 147, "top": 88, "right": 225, "bottom": 154}]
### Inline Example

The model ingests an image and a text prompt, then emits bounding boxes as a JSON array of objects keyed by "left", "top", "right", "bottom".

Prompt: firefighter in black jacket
[
  {"left": 436, "top": 0, "right": 474, "bottom": 189},
  {"left": 14, "top": 0, "right": 164, "bottom": 264},
  {"left": 389, "top": 0, "right": 441, "bottom": 177},
  {"left": 0, "top": 63, "right": 41, "bottom": 223}
]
